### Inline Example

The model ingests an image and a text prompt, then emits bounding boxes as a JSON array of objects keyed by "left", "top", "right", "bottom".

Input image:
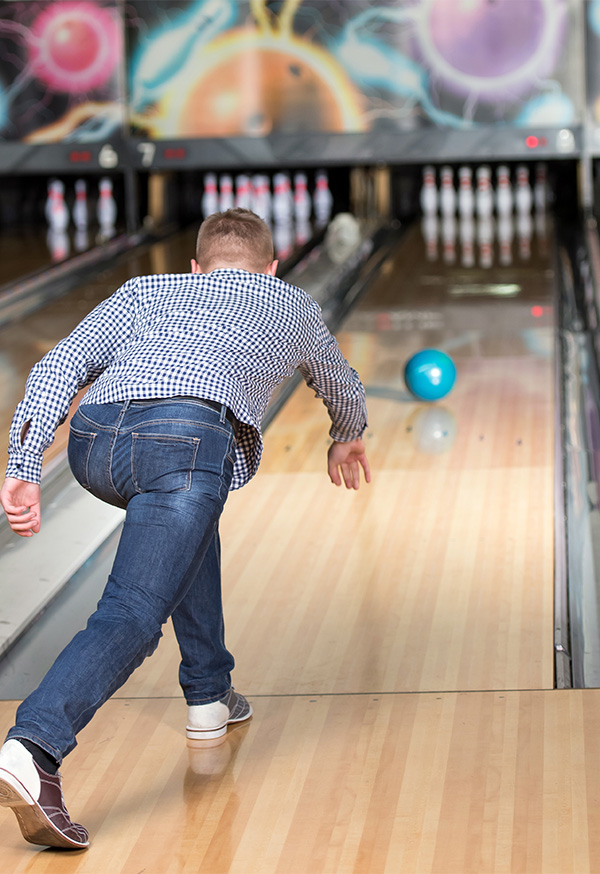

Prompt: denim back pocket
[
  {"left": 132, "top": 432, "right": 201, "bottom": 493},
  {"left": 68, "top": 427, "right": 97, "bottom": 491}
]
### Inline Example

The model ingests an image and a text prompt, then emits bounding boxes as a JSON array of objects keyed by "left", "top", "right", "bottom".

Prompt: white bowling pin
[
  {"left": 420, "top": 165, "right": 438, "bottom": 217},
  {"left": 515, "top": 165, "right": 532, "bottom": 215},
  {"left": 97, "top": 177, "right": 117, "bottom": 238},
  {"left": 272, "top": 173, "right": 294, "bottom": 225},
  {"left": 459, "top": 215, "right": 475, "bottom": 267},
  {"left": 202, "top": 173, "right": 219, "bottom": 217},
  {"left": 251, "top": 174, "right": 272, "bottom": 225},
  {"left": 421, "top": 213, "right": 439, "bottom": 261},
  {"left": 475, "top": 166, "right": 493, "bottom": 219},
  {"left": 293, "top": 172, "right": 312, "bottom": 224},
  {"left": 458, "top": 166, "right": 474, "bottom": 219},
  {"left": 477, "top": 215, "right": 494, "bottom": 268},
  {"left": 73, "top": 179, "right": 88, "bottom": 231},
  {"left": 495, "top": 165, "right": 513, "bottom": 217},
  {"left": 219, "top": 174, "right": 234, "bottom": 211},
  {"left": 439, "top": 166, "right": 456, "bottom": 218},
  {"left": 47, "top": 179, "right": 69, "bottom": 232},
  {"left": 235, "top": 174, "right": 252, "bottom": 210},
  {"left": 313, "top": 169, "right": 333, "bottom": 227},
  {"left": 497, "top": 214, "right": 514, "bottom": 266}
]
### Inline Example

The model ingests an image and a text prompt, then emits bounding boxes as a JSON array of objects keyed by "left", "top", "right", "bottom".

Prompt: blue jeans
[{"left": 7, "top": 399, "right": 236, "bottom": 763}]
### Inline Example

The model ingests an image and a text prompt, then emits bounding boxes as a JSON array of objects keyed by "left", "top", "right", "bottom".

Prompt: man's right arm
[{"left": 6, "top": 278, "right": 138, "bottom": 484}]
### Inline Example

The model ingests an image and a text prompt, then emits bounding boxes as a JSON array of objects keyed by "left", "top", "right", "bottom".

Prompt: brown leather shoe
[{"left": 0, "top": 740, "right": 89, "bottom": 849}]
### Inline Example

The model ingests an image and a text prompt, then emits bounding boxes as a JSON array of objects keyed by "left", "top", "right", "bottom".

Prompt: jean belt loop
[
  {"left": 219, "top": 404, "right": 227, "bottom": 425},
  {"left": 122, "top": 399, "right": 131, "bottom": 412}
]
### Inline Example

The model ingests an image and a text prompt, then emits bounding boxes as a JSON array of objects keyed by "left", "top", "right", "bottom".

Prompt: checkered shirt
[{"left": 6, "top": 269, "right": 368, "bottom": 488}]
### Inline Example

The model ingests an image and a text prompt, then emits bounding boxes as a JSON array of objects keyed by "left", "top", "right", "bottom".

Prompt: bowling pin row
[
  {"left": 420, "top": 163, "right": 549, "bottom": 221},
  {"left": 422, "top": 211, "right": 547, "bottom": 268},
  {"left": 46, "top": 177, "right": 117, "bottom": 239},
  {"left": 202, "top": 170, "right": 333, "bottom": 229}
]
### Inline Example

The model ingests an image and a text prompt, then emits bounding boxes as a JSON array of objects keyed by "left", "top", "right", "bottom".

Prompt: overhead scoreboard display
[{"left": 0, "top": 0, "right": 590, "bottom": 173}]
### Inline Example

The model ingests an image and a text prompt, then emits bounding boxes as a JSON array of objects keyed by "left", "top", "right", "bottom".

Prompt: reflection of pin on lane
[
  {"left": 407, "top": 406, "right": 458, "bottom": 455},
  {"left": 422, "top": 214, "right": 438, "bottom": 262}
]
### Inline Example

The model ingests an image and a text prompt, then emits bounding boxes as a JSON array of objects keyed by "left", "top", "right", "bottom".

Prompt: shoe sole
[
  {"left": 0, "top": 772, "right": 89, "bottom": 850},
  {"left": 186, "top": 703, "right": 253, "bottom": 740}
]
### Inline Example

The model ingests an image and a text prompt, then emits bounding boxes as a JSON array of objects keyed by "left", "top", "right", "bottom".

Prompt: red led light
[
  {"left": 531, "top": 306, "right": 544, "bottom": 318},
  {"left": 69, "top": 150, "right": 92, "bottom": 163},
  {"left": 164, "top": 147, "right": 187, "bottom": 160},
  {"left": 526, "top": 136, "right": 539, "bottom": 149}
]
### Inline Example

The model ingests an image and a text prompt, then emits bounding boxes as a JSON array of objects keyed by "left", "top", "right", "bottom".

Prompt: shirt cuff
[
  {"left": 329, "top": 425, "right": 367, "bottom": 443},
  {"left": 5, "top": 451, "right": 43, "bottom": 484}
]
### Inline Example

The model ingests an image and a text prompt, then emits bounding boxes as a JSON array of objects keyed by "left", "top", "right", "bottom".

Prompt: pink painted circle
[{"left": 29, "top": 1, "right": 121, "bottom": 93}]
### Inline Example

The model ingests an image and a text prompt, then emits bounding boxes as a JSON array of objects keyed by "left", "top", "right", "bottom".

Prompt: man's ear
[
  {"left": 264, "top": 260, "right": 278, "bottom": 277},
  {"left": 191, "top": 259, "right": 202, "bottom": 274}
]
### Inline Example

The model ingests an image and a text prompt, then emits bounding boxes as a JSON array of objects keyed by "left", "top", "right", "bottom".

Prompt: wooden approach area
[{"left": 1, "top": 224, "right": 596, "bottom": 872}]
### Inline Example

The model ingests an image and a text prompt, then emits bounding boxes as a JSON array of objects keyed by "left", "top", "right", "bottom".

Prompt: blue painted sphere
[{"left": 404, "top": 349, "right": 456, "bottom": 401}]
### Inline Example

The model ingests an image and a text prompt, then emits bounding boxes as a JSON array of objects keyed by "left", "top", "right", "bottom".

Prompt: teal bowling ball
[{"left": 404, "top": 349, "right": 456, "bottom": 401}]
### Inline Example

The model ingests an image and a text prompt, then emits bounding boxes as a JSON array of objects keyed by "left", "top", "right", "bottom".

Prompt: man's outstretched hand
[
  {"left": 327, "top": 438, "right": 371, "bottom": 490},
  {"left": 0, "top": 477, "right": 41, "bottom": 537}
]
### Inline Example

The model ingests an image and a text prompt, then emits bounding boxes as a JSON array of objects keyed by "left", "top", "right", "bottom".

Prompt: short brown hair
[{"left": 196, "top": 208, "right": 274, "bottom": 272}]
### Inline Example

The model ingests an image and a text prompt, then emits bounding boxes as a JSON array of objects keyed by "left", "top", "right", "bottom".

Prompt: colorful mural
[
  {"left": 0, "top": 0, "right": 584, "bottom": 145},
  {"left": 127, "top": 0, "right": 582, "bottom": 141},
  {"left": 0, "top": 0, "right": 124, "bottom": 143}
]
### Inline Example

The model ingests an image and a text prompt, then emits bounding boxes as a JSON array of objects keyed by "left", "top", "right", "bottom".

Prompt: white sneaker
[{"left": 186, "top": 689, "right": 252, "bottom": 740}]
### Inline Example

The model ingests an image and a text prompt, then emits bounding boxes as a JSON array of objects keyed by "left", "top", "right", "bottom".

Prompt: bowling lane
[
  {"left": 0, "top": 228, "right": 62, "bottom": 288},
  {"left": 116, "top": 217, "right": 555, "bottom": 700}
]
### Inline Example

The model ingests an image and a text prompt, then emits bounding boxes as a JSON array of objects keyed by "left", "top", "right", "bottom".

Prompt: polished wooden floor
[{"left": 1, "top": 222, "right": 593, "bottom": 872}]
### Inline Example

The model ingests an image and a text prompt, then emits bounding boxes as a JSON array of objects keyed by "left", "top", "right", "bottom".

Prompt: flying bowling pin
[
  {"left": 219, "top": 174, "right": 234, "bottom": 211},
  {"left": 202, "top": 173, "right": 219, "bottom": 217},
  {"left": 475, "top": 166, "right": 493, "bottom": 219},
  {"left": 46, "top": 179, "right": 69, "bottom": 232},
  {"left": 495, "top": 165, "right": 513, "bottom": 217},
  {"left": 457, "top": 166, "right": 474, "bottom": 219},
  {"left": 73, "top": 179, "right": 88, "bottom": 231},
  {"left": 97, "top": 177, "right": 117, "bottom": 239},
  {"left": 420, "top": 165, "right": 438, "bottom": 217},
  {"left": 515, "top": 165, "right": 532, "bottom": 215},
  {"left": 313, "top": 169, "right": 333, "bottom": 227},
  {"left": 439, "top": 166, "right": 456, "bottom": 218},
  {"left": 293, "top": 172, "right": 312, "bottom": 224}
]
